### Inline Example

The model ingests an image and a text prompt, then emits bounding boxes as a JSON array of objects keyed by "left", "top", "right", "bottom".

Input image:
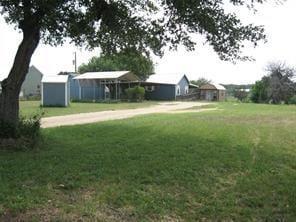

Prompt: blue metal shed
[
  {"left": 143, "top": 73, "right": 190, "bottom": 100},
  {"left": 41, "top": 75, "right": 70, "bottom": 107}
]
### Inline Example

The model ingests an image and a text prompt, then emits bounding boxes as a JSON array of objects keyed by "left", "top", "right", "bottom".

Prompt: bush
[
  {"left": 125, "top": 86, "right": 145, "bottom": 102},
  {"left": 289, "top": 95, "right": 296, "bottom": 105},
  {"left": 0, "top": 113, "right": 42, "bottom": 150},
  {"left": 18, "top": 114, "right": 42, "bottom": 139}
]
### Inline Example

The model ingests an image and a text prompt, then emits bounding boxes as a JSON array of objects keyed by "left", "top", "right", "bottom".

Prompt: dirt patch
[
  {"left": 0, "top": 207, "right": 62, "bottom": 222},
  {"left": 41, "top": 102, "right": 212, "bottom": 128},
  {"left": 0, "top": 205, "right": 137, "bottom": 222}
]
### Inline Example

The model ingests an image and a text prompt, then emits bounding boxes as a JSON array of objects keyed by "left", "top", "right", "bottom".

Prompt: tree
[
  {"left": 250, "top": 62, "right": 296, "bottom": 104},
  {"left": 79, "top": 49, "right": 154, "bottom": 80},
  {"left": 190, "top": 78, "right": 212, "bottom": 88},
  {"left": 0, "top": 0, "right": 267, "bottom": 137},
  {"left": 264, "top": 62, "right": 296, "bottom": 104},
  {"left": 250, "top": 80, "right": 268, "bottom": 103}
]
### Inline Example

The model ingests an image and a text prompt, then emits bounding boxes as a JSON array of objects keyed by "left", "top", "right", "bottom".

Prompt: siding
[
  {"left": 69, "top": 75, "right": 80, "bottom": 100},
  {"left": 177, "top": 76, "right": 189, "bottom": 96},
  {"left": 80, "top": 86, "right": 105, "bottom": 100},
  {"left": 145, "top": 84, "right": 176, "bottom": 100},
  {"left": 43, "top": 83, "right": 68, "bottom": 106},
  {"left": 21, "top": 66, "right": 43, "bottom": 97},
  {"left": 200, "top": 89, "right": 226, "bottom": 101}
]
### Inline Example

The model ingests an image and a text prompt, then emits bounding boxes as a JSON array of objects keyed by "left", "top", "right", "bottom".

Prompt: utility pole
[{"left": 73, "top": 52, "right": 77, "bottom": 73}]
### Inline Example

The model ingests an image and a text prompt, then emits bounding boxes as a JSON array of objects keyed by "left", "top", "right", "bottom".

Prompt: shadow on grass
[{"left": 0, "top": 112, "right": 296, "bottom": 220}]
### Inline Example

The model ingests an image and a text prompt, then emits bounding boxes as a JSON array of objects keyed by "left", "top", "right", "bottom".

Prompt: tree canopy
[
  {"left": 1, "top": 0, "right": 266, "bottom": 61},
  {"left": 79, "top": 49, "right": 154, "bottom": 80}
]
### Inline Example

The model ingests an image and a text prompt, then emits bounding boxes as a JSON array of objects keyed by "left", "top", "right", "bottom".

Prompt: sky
[{"left": 0, "top": 0, "right": 295, "bottom": 84}]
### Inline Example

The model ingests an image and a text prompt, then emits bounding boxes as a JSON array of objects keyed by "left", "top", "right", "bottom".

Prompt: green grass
[
  {"left": 1, "top": 103, "right": 296, "bottom": 221},
  {"left": 20, "top": 100, "right": 158, "bottom": 118}
]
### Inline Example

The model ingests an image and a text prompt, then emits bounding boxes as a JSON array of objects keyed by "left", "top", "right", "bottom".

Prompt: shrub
[
  {"left": 18, "top": 114, "right": 42, "bottom": 139},
  {"left": 125, "top": 86, "right": 145, "bottom": 102},
  {"left": 0, "top": 113, "right": 43, "bottom": 150}
]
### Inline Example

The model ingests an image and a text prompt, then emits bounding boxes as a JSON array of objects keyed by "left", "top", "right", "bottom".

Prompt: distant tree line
[
  {"left": 190, "top": 78, "right": 212, "bottom": 88},
  {"left": 223, "top": 84, "right": 253, "bottom": 100}
]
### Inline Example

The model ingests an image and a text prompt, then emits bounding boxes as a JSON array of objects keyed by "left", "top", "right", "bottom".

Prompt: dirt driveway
[{"left": 41, "top": 102, "right": 213, "bottom": 128}]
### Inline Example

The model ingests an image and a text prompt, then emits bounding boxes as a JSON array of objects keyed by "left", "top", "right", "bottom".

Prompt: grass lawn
[
  {"left": 1, "top": 103, "right": 296, "bottom": 221},
  {"left": 20, "top": 100, "right": 158, "bottom": 118}
]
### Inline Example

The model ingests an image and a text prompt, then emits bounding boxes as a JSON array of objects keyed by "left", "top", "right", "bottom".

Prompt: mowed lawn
[
  {"left": 20, "top": 100, "right": 158, "bottom": 118},
  {"left": 1, "top": 103, "right": 296, "bottom": 221}
]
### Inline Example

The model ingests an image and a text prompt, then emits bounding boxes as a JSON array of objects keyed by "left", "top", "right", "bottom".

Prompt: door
[{"left": 206, "top": 90, "right": 213, "bottom": 101}]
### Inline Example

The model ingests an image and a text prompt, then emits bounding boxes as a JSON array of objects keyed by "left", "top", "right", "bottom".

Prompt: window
[{"left": 145, "top": 85, "right": 155, "bottom": 92}]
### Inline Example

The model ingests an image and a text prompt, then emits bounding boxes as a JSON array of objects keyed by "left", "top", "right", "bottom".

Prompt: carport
[{"left": 74, "top": 71, "right": 140, "bottom": 101}]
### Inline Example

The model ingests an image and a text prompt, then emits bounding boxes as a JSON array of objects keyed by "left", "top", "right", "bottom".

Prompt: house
[
  {"left": 0, "top": 65, "right": 43, "bottom": 98},
  {"left": 142, "top": 73, "right": 190, "bottom": 100},
  {"left": 199, "top": 83, "right": 226, "bottom": 101},
  {"left": 21, "top": 65, "right": 43, "bottom": 97},
  {"left": 41, "top": 75, "right": 70, "bottom": 107},
  {"left": 74, "top": 71, "right": 140, "bottom": 101}
]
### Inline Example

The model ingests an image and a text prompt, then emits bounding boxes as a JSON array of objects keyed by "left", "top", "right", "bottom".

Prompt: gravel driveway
[{"left": 41, "top": 102, "right": 212, "bottom": 128}]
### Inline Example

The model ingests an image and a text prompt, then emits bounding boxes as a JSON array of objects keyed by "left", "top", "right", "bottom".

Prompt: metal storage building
[
  {"left": 41, "top": 75, "right": 70, "bottom": 107},
  {"left": 199, "top": 83, "right": 226, "bottom": 101},
  {"left": 142, "top": 73, "right": 190, "bottom": 100}
]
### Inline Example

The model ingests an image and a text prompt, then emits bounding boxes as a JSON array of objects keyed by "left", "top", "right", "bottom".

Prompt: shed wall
[
  {"left": 218, "top": 90, "right": 226, "bottom": 101},
  {"left": 145, "top": 84, "right": 176, "bottom": 100},
  {"left": 43, "top": 83, "right": 68, "bottom": 106},
  {"left": 200, "top": 89, "right": 225, "bottom": 101}
]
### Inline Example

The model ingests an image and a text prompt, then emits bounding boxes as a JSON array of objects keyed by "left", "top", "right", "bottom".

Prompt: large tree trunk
[{"left": 0, "top": 29, "right": 40, "bottom": 137}]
